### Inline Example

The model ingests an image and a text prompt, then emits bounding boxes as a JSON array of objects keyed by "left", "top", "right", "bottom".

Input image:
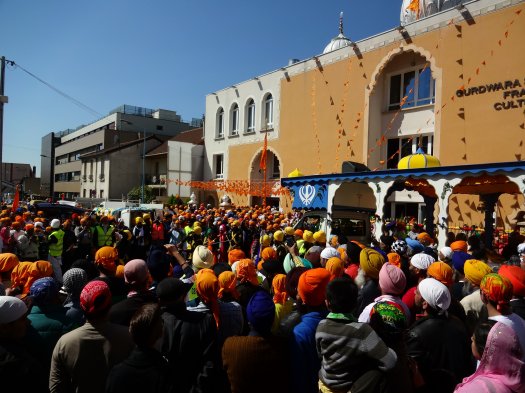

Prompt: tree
[{"left": 127, "top": 186, "right": 154, "bottom": 203}]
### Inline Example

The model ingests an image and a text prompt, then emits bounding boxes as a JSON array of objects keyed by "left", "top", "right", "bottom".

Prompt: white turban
[
  {"left": 0, "top": 296, "right": 28, "bottom": 324},
  {"left": 192, "top": 245, "right": 214, "bottom": 271},
  {"left": 410, "top": 253, "right": 435, "bottom": 270},
  {"left": 418, "top": 278, "right": 451, "bottom": 314},
  {"left": 517, "top": 243, "right": 525, "bottom": 255},
  {"left": 320, "top": 247, "right": 341, "bottom": 260},
  {"left": 439, "top": 247, "right": 453, "bottom": 261}
]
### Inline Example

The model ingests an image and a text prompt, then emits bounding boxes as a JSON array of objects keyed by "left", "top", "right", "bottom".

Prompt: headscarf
[
  {"left": 480, "top": 273, "right": 513, "bottom": 311},
  {"left": 0, "top": 253, "right": 19, "bottom": 273},
  {"left": 439, "top": 246, "right": 453, "bottom": 261},
  {"left": 61, "top": 268, "right": 88, "bottom": 304},
  {"left": 195, "top": 268, "right": 220, "bottom": 327},
  {"left": 452, "top": 251, "right": 471, "bottom": 275},
  {"left": 387, "top": 253, "right": 401, "bottom": 269},
  {"left": 464, "top": 259, "right": 493, "bottom": 287},
  {"left": 25, "top": 261, "right": 53, "bottom": 295},
  {"left": 94, "top": 246, "right": 118, "bottom": 274},
  {"left": 410, "top": 253, "right": 435, "bottom": 270},
  {"left": 80, "top": 280, "right": 112, "bottom": 317},
  {"left": 247, "top": 290, "right": 275, "bottom": 336},
  {"left": 236, "top": 259, "right": 259, "bottom": 286},
  {"left": 391, "top": 240, "right": 408, "bottom": 256},
  {"left": 218, "top": 271, "right": 239, "bottom": 300},
  {"left": 272, "top": 274, "right": 288, "bottom": 305},
  {"left": 427, "top": 261, "right": 454, "bottom": 287},
  {"left": 124, "top": 259, "right": 149, "bottom": 286},
  {"left": 418, "top": 278, "right": 451, "bottom": 314},
  {"left": 454, "top": 322, "right": 525, "bottom": 393},
  {"left": 450, "top": 240, "right": 468, "bottom": 253},
  {"left": 30, "top": 277, "right": 59, "bottom": 306},
  {"left": 10, "top": 261, "right": 33, "bottom": 290},
  {"left": 228, "top": 249, "right": 245, "bottom": 265},
  {"left": 359, "top": 248, "right": 385, "bottom": 280},
  {"left": 379, "top": 263, "right": 406, "bottom": 295},
  {"left": 326, "top": 257, "right": 344, "bottom": 281},
  {"left": 298, "top": 268, "right": 331, "bottom": 306},
  {"left": 499, "top": 265, "right": 525, "bottom": 297}
]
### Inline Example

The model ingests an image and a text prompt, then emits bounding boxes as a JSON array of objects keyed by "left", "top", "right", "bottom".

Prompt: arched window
[
  {"left": 246, "top": 99, "right": 255, "bottom": 132},
  {"left": 216, "top": 107, "right": 224, "bottom": 138},
  {"left": 230, "top": 104, "right": 239, "bottom": 136},
  {"left": 263, "top": 94, "right": 273, "bottom": 129}
]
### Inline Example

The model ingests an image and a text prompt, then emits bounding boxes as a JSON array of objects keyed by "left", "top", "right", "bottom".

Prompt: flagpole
[{"left": 263, "top": 166, "right": 267, "bottom": 208}]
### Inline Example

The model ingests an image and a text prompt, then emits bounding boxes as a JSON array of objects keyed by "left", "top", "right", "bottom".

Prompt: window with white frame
[
  {"left": 216, "top": 108, "right": 224, "bottom": 138},
  {"left": 263, "top": 94, "right": 273, "bottom": 129},
  {"left": 230, "top": 104, "right": 239, "bottom": 136},
  {"left": 388, "top": 66, "right": 435, "bottom": 111},
  {"left": 246, "top": 99, "right": 255, "bottom": 132},
  {"left": 214, "top": 154, "right": 224, "bottom": 179},
  {"left": 386, "top": 135, "right": 433, "bottom": 169}
]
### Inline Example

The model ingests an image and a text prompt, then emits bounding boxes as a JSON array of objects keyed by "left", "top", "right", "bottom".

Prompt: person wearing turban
[
  {"left": 407, "top": 278, "right": 474, "bottom": 387},
  {"left": 271, "top": 273, "right": 293, "bottom": 334},
  {"left": 357, "top": 248, "right": 385, "bottom": 316},
  {"left": 479, "top": 273, "right": 525, "bottom": 358},
  {"left": 450, "top": 240, "right": 468, "bottom": 253},
  {"left": 460, "top": 260, "right": 493, "bottom": 333},
  {"left": 359, "top": 262, "right": 410, "bottom": 324},
  {"left": 313, "top": 230, "right": 327, "bottom": 246},
  {"left": 290, "top": 268, "right": 330, "bottom": 393},
  {"left": 0, "top": 253, "right": 19, "bottom": 288},
  {"left": 228, "top": 248, "right": 245, "bottom": 266},
  {"left": 325, "top": 257, "right": 345, "bottom": 281},
  {"left": 499, "top": 264, "right": 525, "bottom": 320},
  {"left": 9, "top": 261, "right": 32, "bottom": 295},
  {"left": 222, "top": 290, "right": 290, "bottom": 393},
  {"left": 25, "top": 260, "right": 54, "bottom": 295},
  {"left": 50, "top": 280, "right": 134, "bottom": 393},
  {"left": 401, "top": 253, "right": 435, "bottom": 325},
  {"left": 233, "top": 259, "right": 266, "bottom": 333}
]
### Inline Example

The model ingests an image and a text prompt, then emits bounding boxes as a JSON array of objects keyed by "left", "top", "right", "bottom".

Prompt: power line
[{"left": 8, "top": 61, "right": 102, "bottom": 118}]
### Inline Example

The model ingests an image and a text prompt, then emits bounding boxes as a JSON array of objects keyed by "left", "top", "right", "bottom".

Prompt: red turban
[{"left": 499, "top": 265, "right": 525, "bottom": 297}]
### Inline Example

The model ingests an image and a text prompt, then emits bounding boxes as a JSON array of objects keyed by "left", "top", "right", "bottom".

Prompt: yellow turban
[
  {"left": 326, "top": 257, "right": 344, "bottom": 280},
  {"left": 303, "top": 230, "right": 314, "bottom": 243},
  {"left": 359, "top": 248, "right": 385, "bottom": 280},
  {"left": 313, "top": 230, "right": 326, "bottom": 244},
  {"left": 464, "top": 259, "right": 493, "bottom": 287},
  {"left": 261, "top": 235, "right": 271, "bottom": 248},
  {"left": 273, "top": 230, "right": 284, "bottom": 242}
]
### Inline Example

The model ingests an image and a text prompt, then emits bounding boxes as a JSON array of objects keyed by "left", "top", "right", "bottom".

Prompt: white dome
[{"left": 323, "top": 12, "right": 352, "bottom": 54}]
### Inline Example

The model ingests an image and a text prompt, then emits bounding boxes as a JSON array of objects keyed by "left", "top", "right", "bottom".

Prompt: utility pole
[{"left": 0, "top": 57, "right": 7, "bottom": 202}]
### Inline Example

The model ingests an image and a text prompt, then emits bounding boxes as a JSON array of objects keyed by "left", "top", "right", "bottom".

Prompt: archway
[{"left": 249, "top": 148, "right": 281, "bottom": 207}]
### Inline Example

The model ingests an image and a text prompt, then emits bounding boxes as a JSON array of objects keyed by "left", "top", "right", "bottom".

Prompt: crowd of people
[{"left": 0, "top": 203, "right": 524, "bottom": 393}]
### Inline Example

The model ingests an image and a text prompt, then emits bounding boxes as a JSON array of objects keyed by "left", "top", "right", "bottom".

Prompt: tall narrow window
[
  {"left": 246, "top": 99, "right": 255, "bottom": 132},
  {"left": 231, "top": 104, "right": 239, "bottom": 136},
  {"left": 217, "top": 108, "right": 224, "bottom": 138},
  {"left": 214, "top": 154, "right": 224, "bottom": 179},
  {"left": 264, "top": 94, "right": 273, "bottom": 129},
  {"left": 271, "top": 155, "right": 280, "bottom": 179}
]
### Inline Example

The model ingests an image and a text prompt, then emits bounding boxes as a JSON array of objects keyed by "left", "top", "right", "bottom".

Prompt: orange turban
[
  {"left": 10, "top": 261, "right": 33, "bottom": 290},
  {"left": 195, "top": 269, "right": 220, "bottom": 327},
  {"left": 417, "top": 232, "right": 433, "bottom": 244},
  {"left": 272, "top": 274, "right": 288, "bottom": 305},
  {"left": 298, "top": 268, "right": 331, "bottom": 306},
  {"left": 218, "top": 271, "right": 239, "bottom": 300},
  {"left": 0, "top": 253, "right": 19, "bottom": 273},
  {"left": 228, "top": 249, "right": 245, "bottom": 265},
  {"left": 450, "top": 241, "right": 468, "bottom": 253},
  {"left": 427, "top": 261, "right": 454, "bottom": 287},
  {"left": 387, "top": 253, "right": 401, "bottom": 269},
  {"left": 95, "top": 246, "right": 118, "bottom": 274},
  {"left": 236, "top": 259, "right": 259, "bottom": 286},
  {"left": 498, "top": 265, "right": 525, "bottom": 298},
  {"left": 115, "top": 265, "right": 125, "bottom": 279},
  {"left": 326, "top": 257, "right": 344, "bottom": 280},
  {"left": 25, "top": 261, "right": 53, "bottom": 294},
  {"left": 261, "top": 247, "right": 277, "bottom": 262}
]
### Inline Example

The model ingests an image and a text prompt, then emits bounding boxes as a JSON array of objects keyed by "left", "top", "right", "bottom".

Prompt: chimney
[{"left": 32, "top": 166, "right": 36, "bottom": 177}]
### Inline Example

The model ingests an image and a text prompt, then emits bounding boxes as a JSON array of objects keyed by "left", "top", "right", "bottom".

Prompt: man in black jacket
[
  {"left": 157, "top": 277, "right": 219, "bottom": 393},
  {"left": 407, "top": 278, "right": 474, "bottom": 392}
]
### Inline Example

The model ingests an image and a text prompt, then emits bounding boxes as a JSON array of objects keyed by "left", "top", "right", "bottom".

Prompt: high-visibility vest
[
  {"left": 96, "top": 225, "right": 114, "bottom": 247},
  {"left": 48, "top": 230, "right": 65, "bottom": 257}
]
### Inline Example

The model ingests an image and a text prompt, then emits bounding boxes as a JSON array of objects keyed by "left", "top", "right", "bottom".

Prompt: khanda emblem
[{"left": 298, "top": 184, "right": 316, "bottom": 206}]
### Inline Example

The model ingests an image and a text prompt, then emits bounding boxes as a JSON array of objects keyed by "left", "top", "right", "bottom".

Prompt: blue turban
[
  {"left": 405, "top": 237, "right": 424, "bottom": 254},
  {"left": 147, "top": 247, "right": 171, "bottom": 282},
  {"left": 247, "top": 290, "right": 275, "bottom": 336},
  {"left": 452, "top": 251, "right": 471, "bottom": 275}
]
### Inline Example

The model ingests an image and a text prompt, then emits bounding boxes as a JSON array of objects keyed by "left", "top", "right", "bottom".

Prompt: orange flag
[
  {"left": 12, "top": 185, "right": 20, "bottom": 211},
  {"left": 407, "top": 0, "right": 420, "bottom": 17},
  {"left": 259, "top": 132, "right": 268, "bottom": 171}
]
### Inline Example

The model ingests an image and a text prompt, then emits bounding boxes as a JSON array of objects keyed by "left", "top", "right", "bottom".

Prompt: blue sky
[{"left": 1, "top": 0, "right": 400, "bottom": 175}]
